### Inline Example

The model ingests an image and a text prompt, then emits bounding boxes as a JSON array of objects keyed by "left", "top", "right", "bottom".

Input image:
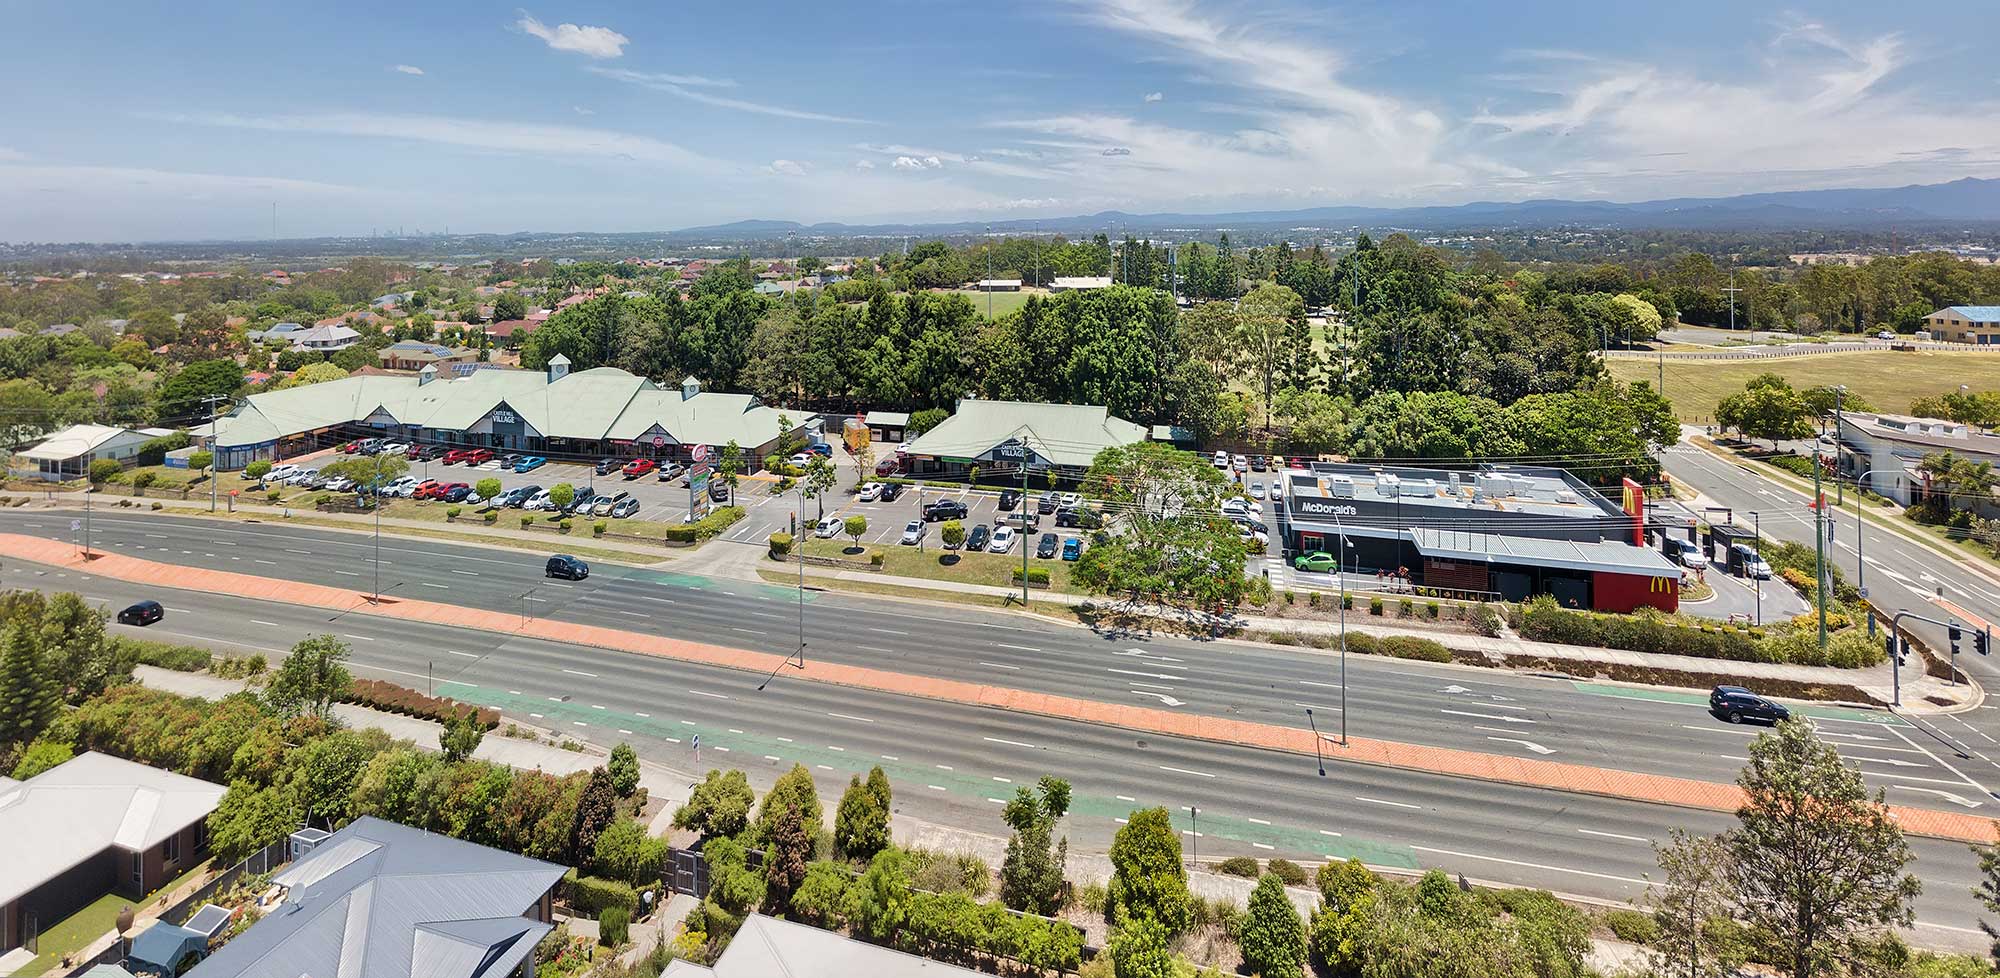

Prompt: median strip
[{"left": 16, "top": 532, "right": 1995, "bottom": 845}]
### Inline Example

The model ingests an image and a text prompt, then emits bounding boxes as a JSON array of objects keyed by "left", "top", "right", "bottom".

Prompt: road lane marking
[
  {"left": 451, "top": 570, "right": 479, "bottom": 576},
  {"left": 1319, "top": 829, "right": 1342, "bottom": 837},
  {"left": 827, "top": 712, "right": 874, "bottom": 723},
  {"left": 995, "top": 643, "right": 1042, "bottom": 652},
  {"left": 1300, "top": 680, "right": 1343, "bottom": 689},
  {"left": 447, "top": 650, "right": 479, "bottom": 658},
  {"left": 992, "top": 776, "right": 1011, "bottom": 783},
  {"left": 688, "top": 689, "right": 730, "bottom": 700},
  {"left": 341, "top": 633, "right": 375, "bottom": 641},
  {"left": 420, "top": 582, "right": 450, "bottom": 589},
  {"left": 983, "top": 737, "right": 1038, "bottom": 749},
  {"left": 1246, "top": 817, "right": 1270, "bottom": 825},
  {"left": 1441, "top": 709, "right": 1534, "bottom": 724},
  {"left": 977, "top": 661, "right": 1020, "bottom": 670},
  {"left": 1408, "top": 846, "right": 1650, "bottom": 886},
  {"left": 1577, "top": 829, "right": 1649, "bottom": 843},
  {"left": 937, "top": 764, "right": 954, "bottom": 771},
  {"left": 562, "top": 669, "right": 598, "bottom": 678},
  {"left": 251, "top": 620, "right": 281, "bottom": 627},
  {"left": 1117, "top": 795, "right": 1136, "bottom": 802},
  {"left": 1354, "top": 796, "right": 1421, "bottom": 810},
  {"left": 869, "top": 627, "right": 910, "bottom": 635},
  {"left": 1157, "top": 765, "right": 1215, "bottom": 778},
  {"left": 928, "top": 785, "right": 947, "bottom": 791}
]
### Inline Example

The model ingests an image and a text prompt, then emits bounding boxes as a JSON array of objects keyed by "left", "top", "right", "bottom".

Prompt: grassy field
[
  {"left": 800, "top": 536, "right": 1081, "bottom": 592},
  {"left": 1608, "top": 349, "right": 2000, "bottom": 422},
  {"left": 940, "top": 288, "right": 1035, "bottom": 320}
]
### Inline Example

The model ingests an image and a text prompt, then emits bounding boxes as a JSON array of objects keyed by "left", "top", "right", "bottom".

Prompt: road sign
[
  {"left": 691, "top": 734, "right": 700, "bottom": 750},
  {"left": 70, "top": 520, "right": 81, "bottom": 531}
]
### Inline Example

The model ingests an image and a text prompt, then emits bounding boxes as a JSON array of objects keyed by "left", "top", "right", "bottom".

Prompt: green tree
[
  {"left": 40, "top": 591, "right": 121, "bottom": 705},
  {"left": 1106, "top": 807, "right": 1193, "bottom": 937},
  {"left": 835, "top": 771, "right": 891, "bottom": 862},
  {"left": 493, "top": 292, "right": 528, "bottom": 322},
  {"left": 802, "top": 454, "right": 838, "bottom": 521},
  {"left": 1725, "top": 718, "right": 1919, "bottom": 977},
  {"left": 280, "top": 362, "right": 350, "bottom": 388},
  {"left": 847, "top": 847, "right": 914, "bottom": 942},
  {"left": 439, "top": 708, "right": 484, "bottom": 763},
  {"left": 1108, "top": 911, "right": 1175, "bottom": 978},
  {"left": 1075, "top": 443, "right": 1247, "bottom": 607},
  {"left": 206, "top": 780, "right": 300, "bottom": 862},
  {"left": 1000, "top": 776, "right": 1070, "bottom": 915},
  {"left": 940, "top": 520, "right": 965, "bottom": 551},
  {"left": 607, "top": 742, "right": 640, "bottom": 797},
  {"left": 843, "top": 514, "right": 868, "bottom": 550},
  {"left": 572, "top": 766, "right": 620, "bottom": 865},
  {"left": 0, "top": 622, "right": 56, "bottom": 747},
  {"left": 187, "top": 450, "right": 214, "bottom": 474},
  {"left": 1310, "top": 859, "right": 1377, "bottom": 974},
  {"left": 474, "top": 477, "right": 503, "bottom": 504},
  {"left": 765, "top": 801, "right": 813, "bottom": 908},
  {"left": 1241, "top": 873, "right": 1307, "bottom": 977},
  {"left": 548, "top": 483, "right": 576, "bottom": 512},
  {"left": 673, "top": 769, "right": 756, "bottom": 838},
  {"left": 719, "top": 440, "right": 742, "bottom": 492},
  {"left": 791, "top": 860, "right": 853, "bottom": 928},
  {"left": 245, "top": 459, "right": 273, "bottom": 482},
  {"left": 1715, "top": 378, "right": 1812, "bottom": 446},
  {"left": 88, "top": 458, "right": 123, "bottom": 484},
  {"left": 10, "top": 738, "right": 73, "bottom": 780},
  {"left": 906, "top": 407, "right": 947, "bottom": 438},
  {"left": 156, "top": 359, "right": 243, "bottom": 420},
  {"left": 1975, "top": 843, "right": 2000, "bottom": 968},
  {"left": 758, "top": 763, "right": 821, "bottom": 842},
  {"left": 1649, "top": 830, "right": 1746, "bottom": 978},
  {"left": 264, "top": 634, "right": 353, "bottom": 722},
  {"left": 592, "top": 818, "right": 666, "bottom": 888}
]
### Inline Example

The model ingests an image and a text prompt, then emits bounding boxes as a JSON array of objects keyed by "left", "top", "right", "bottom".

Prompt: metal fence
[{"left": 159, "top": 840, "right": 290, "bottom": 929}]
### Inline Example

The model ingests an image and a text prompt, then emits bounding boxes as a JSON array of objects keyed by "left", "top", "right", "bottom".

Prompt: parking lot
[
  {"left": 714, "top": 478, "right": 1092, "bottom": 557},
  {"left": 271, "top": 448, "right": 716, "bottom": 523}
]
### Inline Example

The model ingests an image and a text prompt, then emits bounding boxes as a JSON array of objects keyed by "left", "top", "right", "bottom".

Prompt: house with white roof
[{"left": 16, "top": 424, "right": 179, "bottom": 481}]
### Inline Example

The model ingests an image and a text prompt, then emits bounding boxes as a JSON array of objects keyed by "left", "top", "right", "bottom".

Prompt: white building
[
  {"left": 1048, "top": 276, "right": 1112, "bottom": 291},
  {"left": 15, "top": 424, "right": 178, "bottom": 481},
  {"left": 1837, "top": 411, "right": 2000, "bottom": 511}
]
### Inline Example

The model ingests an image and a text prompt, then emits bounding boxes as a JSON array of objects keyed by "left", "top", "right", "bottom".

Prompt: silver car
[{"left": 899, "top": 520, "right": 925, "bottom": 545}]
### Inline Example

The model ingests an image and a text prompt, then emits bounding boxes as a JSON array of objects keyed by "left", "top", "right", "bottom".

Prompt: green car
[{"left": 1293, "top": 550, "right": 1337, "bottom": 572}]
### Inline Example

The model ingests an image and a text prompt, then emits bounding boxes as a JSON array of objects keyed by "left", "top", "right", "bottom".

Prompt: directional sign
[
  {"left": 71, "top": 520, "right": 81, "bottom": 531},
  {"left": 691, "top": 734, "right": 700, "bottom": 750}
]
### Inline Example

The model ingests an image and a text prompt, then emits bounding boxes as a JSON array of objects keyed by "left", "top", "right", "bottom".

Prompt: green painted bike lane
[
  {"left": 440, "top": 681, "right": 1417, "bottom": 870},
  {"left": 1571, "top": 682, "right": 1905, "bottom": 725},
  {"left": 611, "top": 567, "right": 814, "bottom": 603}
]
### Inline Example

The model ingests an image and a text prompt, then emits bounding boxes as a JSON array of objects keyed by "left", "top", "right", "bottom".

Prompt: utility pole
[
  {"left": 1813, "top": 459, "right": 1828, "bottom": 650},
  {"left": 1722, "top": 276, "right": 1742, "bottom": 332},
  {"left": 1021, "top": 453, "right": 1031, "bottom": 607},
  {"left": 1833, "top": 386, "right": 1846, "bottom": 505},
  {"left": 1750, "top": 511, "right": 1762, "bottom": 626},
  {"left": 203, "top": 394, "right": 229, "bottom": 512}
]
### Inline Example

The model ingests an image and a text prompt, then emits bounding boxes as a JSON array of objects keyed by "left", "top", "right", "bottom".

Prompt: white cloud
[
  {"left": 767, "top": 159, "right": 807, "bottom": 176},
  {"left": 159, "top": 111, "right": 723, "bottom": 171},
  {"left": 573, "top": 105, "right": 595, "bottom": 116},
  {"left": 892, "top": 155, "right": 943, "bottom": 170},
  {"left": 1143, "top": 91, "right": 1164, "bottom": 103},
  {"left": 392, "top": 64, "right": 425, "bottom": 76},
  {"left": 588, "top": 66, "right": 873, "bottom": 124},
  {"left": 515, "top": 13, "right": 629, "bottom": 59},
  {"left": 853, "top": 159, "right": 876, "bottom": 170}
]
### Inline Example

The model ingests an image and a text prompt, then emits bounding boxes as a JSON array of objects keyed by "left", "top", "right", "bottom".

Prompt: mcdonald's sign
[
  {"left": 1621, "top": 477, "right": 1646, "bottom": 547},
  {"left": 1652, "top": 576, "right": 1676, "bottom": 594}
]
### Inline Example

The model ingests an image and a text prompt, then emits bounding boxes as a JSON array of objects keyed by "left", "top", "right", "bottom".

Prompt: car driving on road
[
  {"left": 545, "top": 554, "right": 589, "bottom": 580},
  {"left": 116, "top": 600, "right": 164, "bottom": 626},
  {"left": 1709, "top": 685, "right": 1790, "bottom": 724}
]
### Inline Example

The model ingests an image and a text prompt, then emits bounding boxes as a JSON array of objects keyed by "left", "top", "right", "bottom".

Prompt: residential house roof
[
  {"left": 662, "top": 914, "right": 987, "bottom": 978},
  {"left": 901, "top": 399, "right": 1148, "bottom": 469},
  {"left": 188, "top": 817, "right": 565, "bottom": 978},
  {"left": 1936, "top": 306, "right": 2000, "bottom": 323},
  {"left": 0, "top": 752, "right": 227, "bottom": 907},
  {"left": 19, "top": 424, "right": 154, "bottom": 462},
  {"left": 1839, "top": 411, "right": 2000, "bottom": 459},
  {"left": 291, "top": 324, "right": 361, "bottom": 347}
]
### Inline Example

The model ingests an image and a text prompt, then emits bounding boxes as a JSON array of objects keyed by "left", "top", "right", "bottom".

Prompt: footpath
[{"left": 8, "top": 532, "right": 1994, "bottom": 844}]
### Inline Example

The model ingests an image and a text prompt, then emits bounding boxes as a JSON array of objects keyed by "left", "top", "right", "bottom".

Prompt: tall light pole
[
  {"left": 203, "top": 393, "right": 229, "bottom": 512},
  {"left": 1750, "top": 511, "right": 1762, "bottom": 626},
  {"left": 1330, "top": 513, "right": 1350, "bottom": 746}
]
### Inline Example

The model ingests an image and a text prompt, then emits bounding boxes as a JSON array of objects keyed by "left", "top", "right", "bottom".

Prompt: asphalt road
[
  {"left": 6, "top": 508, "right": 1989, "bottom": 807},
  {"left": 6, "top": 553, "right": 1991, "bottom": 945}
]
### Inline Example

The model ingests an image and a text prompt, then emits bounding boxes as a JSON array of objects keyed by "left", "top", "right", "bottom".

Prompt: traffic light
[
  {"left": 1951, "top": 623, "right": 1964, "bottom": 658},
  {"left": 1886, "top": 634, "right": 1908, "bottom": 667},
  {"left": 1978, "top": 628, "right": 1992, "bottom": 658}
]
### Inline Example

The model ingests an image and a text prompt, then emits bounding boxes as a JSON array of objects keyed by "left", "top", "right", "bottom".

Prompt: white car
[
  {"left": 284, "top": 468, "right": 319, "bottom": 486},
  {"left": 378, "top": 442, "right": 409, "bottom": 456},
  {"left": 524, "top": 488, "right": 553, "bottom": 510},
  {"left": 1057, "top": 492, "right": 1081, "bottom": 508},
  {"left": 858, "top": 482, "right": 885, "bottom": 501},
  {"left": 323, "top": 476, "right": 354, "bottom": 492},
  {"left": 264, "top": 463, "right": 298, "bottom": 482},
  {"left": 1223, "top": 496, "right": 1263, "bottom": 517},
  {"left": 1232, "top": 454, "right": 1249, "bottom": 471},
  {"left": 900, "top": 520, "right": 925, "bottom": 545},
  {"left": 788, "top": 453, "right": 813, "bottom": 469},
  {"left": 1212, "top": 451, "right": 1229, "bottom": 469},
  {"left": 382, "top": 476, "right": 419, "bottom": 497},
  {"left": 814, "top": 515, "right": 845, "bottom": 538},
  {"left": 1875, "top": 330, "right": 1895, "bottom": 340},
  {"left": 1249, "top": 483, "right": 1266, "bottom": 499},
  {"left": 1680, "top": 549, "right": 1710, "bottom": 571},
  {"left": 988, "top": 526, "right": 1017, "bottom": 553}
]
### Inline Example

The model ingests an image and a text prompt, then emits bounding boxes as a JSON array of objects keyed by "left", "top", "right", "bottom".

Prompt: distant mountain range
[{"left": 671, "top": 177, "right": 2000, "bottom": 240}]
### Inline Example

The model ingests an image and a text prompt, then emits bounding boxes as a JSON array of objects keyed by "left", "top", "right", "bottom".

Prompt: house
[
  {"left": 752, "top": 282, "right": 786, "bottom": 296},
  {"left": 898, "top": 398, "right": 1148, "bottom": 481},
  {"left": 16, "top": 424, "right": 179, "bottom": 480},
  {"left": 0, "top": 752, "right": 226, "bottom": 953},
  {"left": 663, "top": 914, "right": 988, "bottom": 978},
  {"left": 1924, "top": 306, "right": 2000, "bottom": 344},
  {"left": 484, "top": 320, "right": 534, "bottom": 343},
  {"left": 289, "top": 324, "right": 361, "bottom": 352},
  {"left": 188, "top": 817, "right": 565, "bottom": 978},
  {"left": 246, "top": 323, "right": 305, "bottom": 344},
  {"left": 973, "top": 278, "right": 1022, "bottom": 292},
  {"left": 1837, "top": 411, "right": 2000, "bottom": 511},
  {"left": 378, "top": 341, "right": 477, "bottom": 372}
]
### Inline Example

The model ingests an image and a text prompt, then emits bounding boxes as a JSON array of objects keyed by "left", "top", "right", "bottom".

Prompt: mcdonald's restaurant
[{"left": 1279, "top": 462, "right": 1682, "bottom": 613}]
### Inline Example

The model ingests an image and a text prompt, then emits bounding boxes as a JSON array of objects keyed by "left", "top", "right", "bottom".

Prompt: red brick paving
[{"left": 20, "top": 533, "right": 1997, "bottom": 844}]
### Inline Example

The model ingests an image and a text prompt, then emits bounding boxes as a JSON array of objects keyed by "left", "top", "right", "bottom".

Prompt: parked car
[
  {"left": 1250, "top": 455, "right": 1268, "bottom": 472},
  {"left": 875, "top": 456, "right": 902, "bottom": 477},
  {"left": 524, "top": 488, "right": 554, "bottom": 510},
  {"left": 441, "top": 449, "right": 476, "bottom": 465},
  {"left": 1061, "top": 537, "right": 1083, "bottom": 561},
  {"left": 462, "top": 449, "right": 494, "bottom": 466},
  {"left": 1036, "top": 494, "right": 1057, "bottom": 514},
  {"left": 323, "top": 476, "right": 355, "bottom": 492},
  {"left": 515, "top": 456, "right": 547, "bottom": 473},
  {"left": 807, "top": 442, "right": 833, "bottom": 457},
  {"left": 1294, "top": 550, "right": 1337, "bottom": 573},
  {"left": 1056, "top": 492, "right": 1081, "bottom": 508},
  {"left": 441, "top": 483, "right": 473, "bottom": 503},
  {"left": 858, "top": 482, "right": 885, "bottom": 501},
  {"left": 1036, "top": 532, "right": 1059, "bottom": 558},
  {"left": 378, "top": 442, "right": 409, "bottom": 457},
  {"left": 266, "top": 463, "right": 299, "bottom": 482},
  {"left": 567, "top": 487, "right": 599, "bottom": 514},
  {"left": 282, "top": 468, "right": 318, "bottom": 486},
  {"left": 1232, "top": 454, "right": 1248, "bottom": 471},
  {"left": 815, "top": 515, "right": 845, "bottom": 538},
  {"left": 1249, "top": 482, "right": 1266, "bottom": 499},
  {"left": 505, "top": 485, "right": 544, "bottom": 508},
  {"left": 595, "top": 457, "right": 623, "bottom": 476},
  {"left": 495, "top": 453, "right": 521, "bottom": 471},
  {"left": 610, "top": 497, "right": 641, "bottom": 519},
  {"left": 988, "top": 526, "right": 1017, "bottom": 553},
  {"left": 1212, "top": 450, "right": 1229, "bottom": 469},
  {"left": 1709, "top": 685, "right": 1790, "bottom": 725},
  {"left": 878, "top": 482, "right": 904, "bottom": 502},
  {"left": 622, "top": 458, "right": 656, "bottom": 479},
  {"left": 116, "top": 600, "right": 164, "bottom": 626},
  {"left": 337, "top": 441, "right": 360, "bottom": 454},
  {"left": 592, "top": 491, "right": 630, "bottom": 517},
  {"left": 545, "top": 554, "right": 589, "bottom": 581},
  {"left": 787, "top": 453, "right": 813, "bottom": 469},
  {"left": 998, "top": 488, "right": 1021, "bottom": 510},
  {"left": 709, "top": 481, "right": 730, "bottom": 503},
  {"left": 656, "top": 461, "right": 685, "bottom": 482},
  {"left": 381, "top": 476, "right": 419, "bottom": 497},
  {"left": 924, "top": 499, "right": 969, "bottom": 522},
  {"left": 407, "top": 444, "right": 441, "bottom": 461},
  {"left": 900, "top": 520, "right": 926, "bottom": 545},
  {"left": 966, "top": 524, "right": 992, "bottom": 551},
  {"left": 1875, "top": 330, "right": 1896, "bottom": 340},
  {"left": 410, "top": 480, "right": 443, "bottom": 499}
]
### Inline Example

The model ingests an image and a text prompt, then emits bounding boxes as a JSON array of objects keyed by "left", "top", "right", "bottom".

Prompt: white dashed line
[
  {"left": 827, "top": 712, "right": 874, "bottom": 723},
  {"left": 562, "top": 669, "right": 598, "bottom": 678},
  {"left": 1577, "top": 829, "right": 1650, "bottom": 844},
  {"left": 688, "top": 689, "right": 730, "bottom": 700},
  {"left": 1157, "top": 765, "right": 1215, "bottom": 778},
  {"left": 1246, "top": 817, "right": 1270, "bottom": 825},
  {"left": 1355, "top": 796, "right": 1421, "bottom": 810},
  {"left": 928, "top": 785, "right": 947, "bottom": 791},
  {"left": 983, "top": 737, "right": 1038, "bottom": 749}
]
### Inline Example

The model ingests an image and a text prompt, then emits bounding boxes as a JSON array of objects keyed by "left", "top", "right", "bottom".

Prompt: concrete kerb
[{"left": 14, "top": 534, "right": 1998, "bottom": 845}]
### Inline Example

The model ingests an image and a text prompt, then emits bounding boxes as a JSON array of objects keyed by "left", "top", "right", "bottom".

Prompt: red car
[
  {"left": 622, "top": 458, "right": 656, "bottom": 479},
  {"left": 875, "top": 456, "right": 902, "bottom": 476},
  {"left": 463, "top": 448, "right": 494, "bottom": 466},
  {"left": 411, "top": 480, "right": 444, "bottom": 499},
  {"left": 440, "top": 449, "right": 473, "bottom": 465},
  {"left": 339, "top": 441, "right": 360, "bottom": 453}
]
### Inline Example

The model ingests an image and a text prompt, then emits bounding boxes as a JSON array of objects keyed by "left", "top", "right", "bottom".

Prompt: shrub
[
  {"left": 594, "top": 520, "right": 608, "bottom": 537},
  {"left": 132, "top": 472, "right": 156, "bottom": 491},
  {"left": 1424, "top": 600, "right": 1440, "bottom": 619},
  {"left": 267, "top": 490, "right": 283, "bottom": 502},
  {"left": 559, "top": 518, "right": 573, "bottom": 532},
  {"left": 1381, "top": 636, "right": 1452, "bottom": 663},
  {"left": 483, "top": 511, "right": 499, "bottom": 524},
  {"left": 598, "top": 906, "right": 630, "bottom": 947},
  {"left": 566, "top": 872, "right": 640, "bottom": 917},
  {"left": 664, "top": 505, "right": 745, "bottom": 543},
  {"left": 1472, "top": 603, "right": 1504, "bottom": 637},
  {"left": 1010, "top": 566, "right": 1050, "bottom": 586},
  {"left": 1284, "top": 590, "right": 1295, "bottom": 605},
  {"left": 1397, "top": 598, "right": 1414, "bottom": 618},
  {"left": 88, "top": 458, "right": 124, "bottom": 484},
  {"left": 1369, "top": 597, "right": 1384, "bottom": 616},
  {"left": 768, "top": 532, "right": 793, "bottom": 557},
  {"left": 445, "top": 506, "right": 462, "bottom": 519},
  {"left": 123, "top": 637, "right": 212, "bottom": 672},
  {"left": 1308, "top": 592, "right": 1320, "bottom": 607},
  {"left": 1267, "top": 858, "right": 1308, "bottom": 886},
  {"left": 341, "top": 678, "right": 499, "bottom": 727},
  {"left": 1216, "top": 856, "right": 1260, "bottom": 878},
  {"left": 150, "top": 501, "right": 163, "bottom": 510},
  {"left": 1342, "top": 592, "right": 1353, "bottom": 610},
  {"left": 520, "top": 515, "right": 535, "bottom": 528},
  {"left": 1073, "top": 882, "right": 1108, "bottom": 915},
  {"left": 1602, "top": 908, "right": 1658, "bottom": 944}
]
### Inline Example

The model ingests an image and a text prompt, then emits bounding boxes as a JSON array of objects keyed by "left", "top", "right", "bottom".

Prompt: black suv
[
  {"left": 924, "top": 499, "right": 969, "bottom": 522},
  {"left": 1036, "top": 532, "right": 1059, "bottom": 558},
  {"left": 998, "top": 488, "right": 1022, "bottom": 511},
  {"left": 966, "top": 524, "right": 992, "bottom": 551},
  {"left": 878, "top": 482, "right": 904, "bottom": 502},
  {"left": 117, "top": 600, "right": 164, "bottom": 626},
  {"left": 545, "top": 554, "right": 590, "bottom": 580},
  {"left": 1709, "top": 685, "right": 1790, "bottom": 725}
]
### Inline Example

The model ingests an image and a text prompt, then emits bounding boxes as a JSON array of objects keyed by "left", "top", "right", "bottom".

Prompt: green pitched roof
[{"left": 901, "top": 399, "right": 1147, "bottom": 468}]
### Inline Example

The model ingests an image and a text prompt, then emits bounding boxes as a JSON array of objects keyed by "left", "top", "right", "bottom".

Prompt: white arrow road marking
[
  {"left": 1442, "top": 709, "right": 1535, "bottom": 724},
  {"left": 1440, "top": 684, "right": 1472, "bottom": 694},
  {"left": 1133, "top": 691, "right": 1188, "bottom": 707},
  {"left": 1485, "top": 735, "right": 1556, "bottom": 755},
  {"left": 1891, "top": 785, "right": 1983, "bottom": 809},
  {"left": 1845, "top": 754, "right": 1926, "bottom": 768},
  {"left": 1110, "top": 667, "right": 1184, "bottom": 682}
]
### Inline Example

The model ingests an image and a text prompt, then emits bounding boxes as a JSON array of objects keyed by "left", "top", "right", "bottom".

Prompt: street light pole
[
  {"left": 1332, "top": 513, "right": 1349, "bottom": 746},
  {"left": 1750, "top": 511, "right": 1762, "bottom": 626},
  {"left": 204, "top": 393, "right": 229, "bottom": 513}
]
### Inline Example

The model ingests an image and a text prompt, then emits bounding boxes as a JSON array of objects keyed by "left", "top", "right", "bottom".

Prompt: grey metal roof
[
  {"left": 662, "top": 914, "right": 989, "bottom": 978},
  {"left": 1410, "top": 527, "right": 1681, "bottom": 579},
  {"left": 188, "top": 817, "right": 564, "bottom": 978},
  {"left": 0, "top": 752, "right": 226, "bottom": 906},
  {"left": 900, "top": 399, "right": 1148, "bottom": 469}
]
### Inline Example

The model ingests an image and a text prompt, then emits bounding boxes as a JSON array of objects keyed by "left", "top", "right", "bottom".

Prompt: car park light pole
[
  {"left": 1331, "top": 513, "right": 1349, "bottom": 746},
  {"left": 1749, "top": 510, "right": 1762, "bottom": 626}
]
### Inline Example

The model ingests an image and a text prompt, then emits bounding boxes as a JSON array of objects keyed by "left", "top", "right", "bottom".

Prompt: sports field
[{"left": 1607, "top": 349, "right": 2000, "bottom": 422}]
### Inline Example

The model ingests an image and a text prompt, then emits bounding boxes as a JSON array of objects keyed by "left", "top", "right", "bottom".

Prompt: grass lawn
[
  {"left": 17, "top": 859, "right": 212, "bottom": 976},
  {"left": 1609, "top": 349, "right": 2000, "bottom": 422},
  {"left": 799, "top": 536, "right": 1083, "bottom": 592},
  {"left": 946, "top": 288, "right": 1035, "bottom": 320}
]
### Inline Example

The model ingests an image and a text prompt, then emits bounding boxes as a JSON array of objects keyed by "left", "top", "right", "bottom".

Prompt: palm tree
[
  {"left": 1919, "top": 451, "right": 1962, "bottom": 512},
  {"left": 1951, "top": 458, "right": 1997, "bottom": 510}
]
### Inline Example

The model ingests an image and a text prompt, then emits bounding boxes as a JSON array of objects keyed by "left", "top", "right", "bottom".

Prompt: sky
[{"left": 3, "top": 1, "right": 1998, "bottom": 242}]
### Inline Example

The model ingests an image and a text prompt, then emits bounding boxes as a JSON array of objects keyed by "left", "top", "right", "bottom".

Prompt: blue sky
[{"left": 3, "top": 1, "right": 1997, "bottom": 241}]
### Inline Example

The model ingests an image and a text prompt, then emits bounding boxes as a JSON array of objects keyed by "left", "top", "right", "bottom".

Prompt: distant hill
[{"left": 670, "top": 177, "right": 2000, "bottom": 239}]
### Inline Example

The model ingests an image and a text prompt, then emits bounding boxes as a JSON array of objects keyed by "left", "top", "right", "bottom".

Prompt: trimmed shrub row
[
  {"left": 564, "top": 870, "right": 640, "bottom": 917},
  {"left": 124, "top": 637, "right": 213, "bottom": 672},
  {"left": 664, "top": 505, "right": 745, "bottom": 543},
  {"left": 342, "top": 678, "right": 500, "bottom": 728}
]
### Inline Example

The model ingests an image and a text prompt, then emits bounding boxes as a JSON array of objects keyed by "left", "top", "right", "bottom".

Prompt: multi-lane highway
[{"left": 7, "top": 542, "right": 1994, "bottom": 945}]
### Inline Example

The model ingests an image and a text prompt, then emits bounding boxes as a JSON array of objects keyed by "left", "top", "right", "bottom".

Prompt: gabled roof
[
  {"left": 0, "top": 752, "right": 226, "bottom": 906},
  {"left": 190, "top": 817, "right": 564, "bottom": 978},
  {"left": 1937, "top": 306, "right": 2000, "bottom": 323},
  {"left": 901, "top": 399, "right": 1148, "bottom": 469},
  {"left": 663, "top": 914, "right": 988, "bottom": 978},
  {"left": 19, "top": 424, "right": 150, "bottom": 461}
]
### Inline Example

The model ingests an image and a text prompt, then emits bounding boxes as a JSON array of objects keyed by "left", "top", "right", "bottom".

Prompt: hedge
[
  {"left": 341, "top": 678, "right": 500, "bottom": 728},
  {"left": 564, "top": 871, "right": 640, "bottom": 917},
  {"left": 1010, "top": 567, "right": 1051, "bottom": 587},
  {"left": 768, "top": 532, "right": 793, "bottom": 557},
  {"left": 1379, "top": 635, "right": 1452, "bottom": 663},
  {"left": 664, "top": 505, "right": 745, "bottom": 543},
  {"left": 123, "top": 637, "right": 212, "bottom": 672},
  {"left": 1216, "top": 856, "right": 1260, "bottom": 878},
  {"left": 1517, "top": 597, "right": 1770, "bottom": 662}
]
